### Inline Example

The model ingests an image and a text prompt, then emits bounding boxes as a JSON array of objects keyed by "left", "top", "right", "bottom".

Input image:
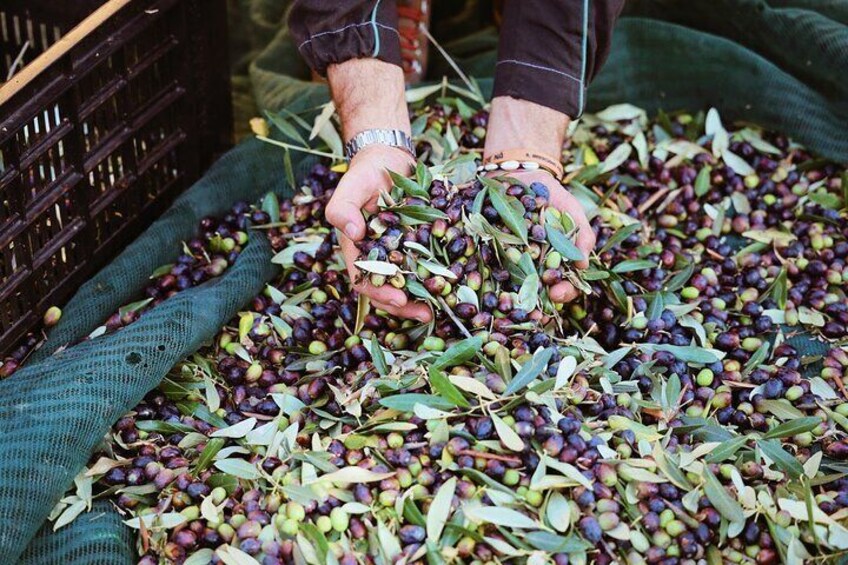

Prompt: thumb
[{"left": 325, "top": 171, "right": 371, "bottom": 241}]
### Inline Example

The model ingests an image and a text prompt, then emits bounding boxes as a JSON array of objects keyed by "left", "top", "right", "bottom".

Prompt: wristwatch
[{"left": 344, "top": 128, "right": 415, "bottom": 160}]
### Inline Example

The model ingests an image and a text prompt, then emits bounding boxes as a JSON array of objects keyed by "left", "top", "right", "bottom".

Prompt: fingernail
[
  {"left": 389, "top": 298, "right": 403, "bottom": 308},
  {"left": 416, "top": 315, "right": 430, "bottom": 323},
  {"left": 344, "top": 222, "right": 357, "bottom": 239}
]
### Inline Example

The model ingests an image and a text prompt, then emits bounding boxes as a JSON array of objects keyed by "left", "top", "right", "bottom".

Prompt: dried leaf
[
  {"left": 464, "top": 506, "right": 538, "bottom": 529},
  {"left": 491, "top": 412, "right": 525, "bottom": 451},
  {"left": 427, "top": 477, "right": 456, "bottom": 543},
  {"left": 317, "top": 466, "right": 394, "bottom": 485}
]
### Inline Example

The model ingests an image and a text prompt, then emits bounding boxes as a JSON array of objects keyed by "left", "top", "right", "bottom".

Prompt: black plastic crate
[{"left": 0, "top": 0, "right": 233, "bottom": 354}]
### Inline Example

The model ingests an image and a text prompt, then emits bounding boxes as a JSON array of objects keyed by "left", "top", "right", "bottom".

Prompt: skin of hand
[
  {"left": 324, "top": 58, "right": 433, "bottom": 322},
  {"left": 325, "top": 144, "right": 433, "bottom": 322},
  {"left": 492, "top": 168, "right": 596, "bottom": 303},
  {"left": 484, "top": 96, "right": 595, "bottom": 303}
]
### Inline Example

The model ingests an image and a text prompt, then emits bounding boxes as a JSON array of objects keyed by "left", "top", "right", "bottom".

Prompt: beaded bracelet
[{"left": 478, "top": 149, "right": 564, "bottom": 181}]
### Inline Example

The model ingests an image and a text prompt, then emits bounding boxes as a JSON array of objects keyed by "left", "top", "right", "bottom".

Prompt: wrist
[
  {"left": 327, "top": 59, "right": 411, "bottom": 142},
  {"left": 484, "top": 96, "right": 570, "bottom": 160}
]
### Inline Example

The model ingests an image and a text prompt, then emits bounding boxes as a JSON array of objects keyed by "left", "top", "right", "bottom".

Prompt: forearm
[
  {"left": 327, "top": 58, "right": 411, "bottom": 142},
  {"left": 484, "top": 96, "right": 570, "bottom": 159}
]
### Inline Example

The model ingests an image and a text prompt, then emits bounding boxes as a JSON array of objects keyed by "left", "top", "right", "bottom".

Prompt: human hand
[
  {"left": 325, "top": 144, "right": 433, "bottom": 322},
  {"left": 499, "top": 168, "right": 596, "bottom": 303}
]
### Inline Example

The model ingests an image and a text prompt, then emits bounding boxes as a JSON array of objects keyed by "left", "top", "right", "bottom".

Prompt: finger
[
  {"left": 549, "top": 281, "right": 579, "bottom": 303},
  {"left": 573, "top": 220, "right": 596, "bottom": 270},
  {"left": 551, "top": 190, "right": 594, "bottom": 269},
  {"left": 372, "top": 300, "right": 434, "bottom": 323},
  {"left": 325, "top": 172, "right": 373, "bottom": 240},
  {"left": 340, "top": 236, "right": 409, "bottom": 307}
]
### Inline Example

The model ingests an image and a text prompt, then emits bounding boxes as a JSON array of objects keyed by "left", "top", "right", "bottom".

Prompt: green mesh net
[{"left": 2, "top": 0, "right": 847, "bottom": 563}]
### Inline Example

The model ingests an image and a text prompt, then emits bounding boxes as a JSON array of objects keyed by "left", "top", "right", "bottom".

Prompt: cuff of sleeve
[
  {"left": 298, "top": 22, "right": 402, "bottom": 76},
  {"left": 493, "top": 61, "right": 585, "bottom": 118}
]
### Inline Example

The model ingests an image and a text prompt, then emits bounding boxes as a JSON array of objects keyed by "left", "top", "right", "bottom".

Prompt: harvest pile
[
  {"left": 0, "top": 202, "right": 261, "bottom": 377},
  {"left": 50, "top": 100, "right": 848, "bottom": 565}
]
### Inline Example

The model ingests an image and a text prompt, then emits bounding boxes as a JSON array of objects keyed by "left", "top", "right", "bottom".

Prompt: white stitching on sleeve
[
  {"left": 495, "top": 59, "right": 582, "bottom": 84},
  {"left": 297, "top": 21, "right": 399, "bottom": 52}
]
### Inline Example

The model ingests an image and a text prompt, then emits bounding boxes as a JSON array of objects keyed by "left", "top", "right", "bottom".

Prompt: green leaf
[
  {"left": 283, "top": 148, "right": 296, "bottom": 190},
  {"left": 759, "top": 399, "right": 805, "bottom": 420},
  {"left": 647, "top": 293, "right": 664, "bottom": 320},
  {"left": 119, "top": 298, "right": 153, "bottom": 317},
  {"left": 195, "top": 438, "right": 225, "bottom": 473},
  {"left": 392, "top": 205, "right": 449, "bottom": 224},
  {"left": 702, "top": 466, "right": 745, "bottom": 524},
  {"left": 388, "top": 170, "right": 429, "bottom": 199},
  {"left": 516, "top": 273, "right": 540, "bottom": 312},
  {"left": 546, "top": 225, "right": 585, "bottom": 262},
  {"left": 694, "top": 166, "right": 712, "bottom": 197},
  {"left": 480, "top": 176, "right": 528, "bottom": 243},
  {"left": 546, "top": 492, "right": 572, "bottom": 532},
  {"left": 600, "top": 223, "right": 640, "bottom": 254},
  {"left": 214, "top": 459, "right": 260, "bottom": 480},
  {"left": 758, "top": 439, "right": 804, "bottom": 479},
  {"left": 742, "top": 341, "right": 770, "bottom": 376},
  {"left": 503, "top": 347, "right": 556, "bottom": 395},
  {"left": 766, "top": 266, "right": 788, "bottom": 310},
  {"left": 524, "top": 531, "right": 589, "bottom": 553},
  {"left": 705, "top": 436, "right": 750, "bottom": 463},
  {"left": 809, "top": 189, "right": 842, "bottom": 210},
  {"left": 612, "top": 259, "right": 656, "bottom": 274},
  {"left": 665, "top": 262, "right": 695, "bottom": 293},
  {"left": 429, "top": 367, "right": 470, "bottom": 408},
  {"left": 762, "top": 417, "right": 821, "bottom": 440},
  {"left": 379, "top": 394, "right": 456, "bottom": 412},
  {"left": 149, "top": 264, "right": 174, "bottom": 278},
  {"left": 135, "top": 420, "right": 195, "bottom": 434},
  {"left": 262, "top": 192, "right": 280, "bottom": 223},
  {"left": 207, "top": 473, "right": 238, "bottom": 494},
  {"left": 416, "top": 161, "right": 433, "bottom": 191},
  {"left": 680, "top": 416, "right": 736, "bottom": 443},
  {"left": 371, "top": 334, "right": 388, "bottom": 376},
  {"left": 651, "top": 344, "right": 719, "bottom": 364},
  {"left": 264, "top": 110, "right": 307, "bottom": 145},
  {"left": 427, "top": 477, "right": 456, "bottom": 543},
  {"left": 432, "top": 336, "right": 483, "bottom": 370}
]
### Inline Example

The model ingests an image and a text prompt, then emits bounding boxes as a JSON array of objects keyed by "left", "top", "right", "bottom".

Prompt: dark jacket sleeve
[
  {"left": 493, "top": 0, "right": 625, "bottom": 117},
  {"left": 288, "top": 0, "right": 402, "bottom": 76}
]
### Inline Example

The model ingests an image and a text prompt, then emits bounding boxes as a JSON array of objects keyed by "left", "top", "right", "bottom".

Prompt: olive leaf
[
  {"left": 491, "top": 412, "right": 525, "bottom": 451},
  {"left": 479, "top": 176, "right": 528, "bottom": 243},
  {"left": 611, "top": 259, "right": 656, "bottom": 274},
  {"left": 702, "top": 466, "right": 745, "bottom": 524},
  {"left": 429, "top": 367, "right": 470, "bottom": 408},
  {"left": 432, "top": 336, "right": 483, "bottom": 370},
  {"left": 600, "top": 223, "right": 640, "bottom": 254},
  {"left": 503, "top": 347, "right": 556, "bottom": 395},
  {"left": 758, "top": 439, "right": 805, "bottom": 479},
  {"left": 379, "top": 394, "right": 456, "bottom": 412},
  {"left": 370, "top": 334, "right": 389, "bottom": 376},
  {"left": 213, "top": 459, "right": 260, "bottom": 480},
  {"left": 694, "top": 165, "right": 712, "bottom": 197},
  {"left": 388, "top": 170, "right": 429, "bottom": 199},
  {"left": 464, "top": 506, "right": 538, "bottom": 529},
  {"left": 762, "top": 417, "right": 821, "bottom": 440},
  {"left": 427, "top": 477, "right": 456, "bottom": 543},
  {"left": 546, "top": 225, "right": 584, "bottom": 262}
]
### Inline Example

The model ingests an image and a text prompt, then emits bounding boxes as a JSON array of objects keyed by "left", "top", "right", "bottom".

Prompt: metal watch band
[{"left": 343, "top": 129, "right": 415, "bottom": 160}]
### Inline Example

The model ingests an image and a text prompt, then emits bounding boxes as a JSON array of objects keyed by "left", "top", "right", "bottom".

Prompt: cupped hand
[
  {"left": 498, "top": 169, "right": 596, "bottom": 303},
  {"left": 325, "top": 145, "right": 433, "bottom": 322}
]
